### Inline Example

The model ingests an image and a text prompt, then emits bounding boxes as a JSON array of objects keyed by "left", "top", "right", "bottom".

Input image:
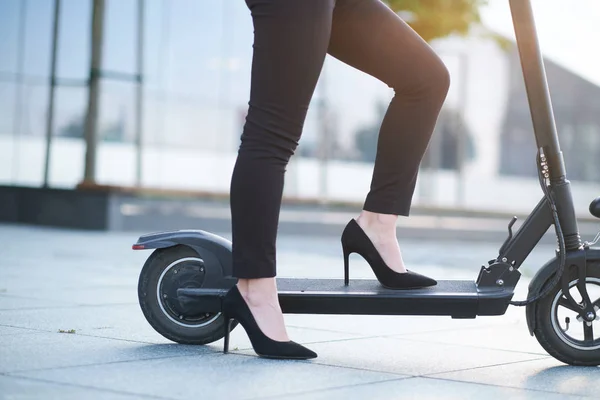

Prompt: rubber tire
[
  {"left": 138, "top": 245, "right": 235, "bottom": 345},
  {"left": 533, "top": 261, "right": 600, "bottom": 366}
]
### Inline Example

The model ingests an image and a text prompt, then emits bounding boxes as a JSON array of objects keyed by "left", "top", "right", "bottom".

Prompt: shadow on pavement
[{"left": 524, "top": 364, "right": 600, "bottom": 392}]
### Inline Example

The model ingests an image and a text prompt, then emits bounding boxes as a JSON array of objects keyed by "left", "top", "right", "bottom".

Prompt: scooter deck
[
  {"left": 276, "top": 278, "right": 512, "bottom": 319},
  {"left": 177, "top": 278, "right": 514, "bottom": 319}
]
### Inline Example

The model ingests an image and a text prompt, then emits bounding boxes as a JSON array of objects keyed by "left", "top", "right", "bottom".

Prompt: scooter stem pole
[
  {"left": 509, "top": 0, "right": 582, "bottom": 249},
  {"left": 508, "top": 0, "right": 565, "bottom": 179}
]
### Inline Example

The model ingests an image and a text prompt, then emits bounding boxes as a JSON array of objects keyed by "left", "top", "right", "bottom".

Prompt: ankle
[
  {"left": 357, "top": 211, "right": 398, "bottom": 232},
  {"left": 237, "top": 278, "right": 279, "bottom": 306}
]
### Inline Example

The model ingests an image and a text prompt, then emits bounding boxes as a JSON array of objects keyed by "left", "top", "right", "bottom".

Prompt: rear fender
[{"left": 132, "top": 229, "right": 233, "bottom": 278}]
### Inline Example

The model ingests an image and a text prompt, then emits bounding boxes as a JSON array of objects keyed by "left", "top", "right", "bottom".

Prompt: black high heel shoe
[
  {"left": 341, "top": 219, "right": 437, "bottom": 289},
  {"left": 222, "top": 285, "right": 317, "bottom": 359}
]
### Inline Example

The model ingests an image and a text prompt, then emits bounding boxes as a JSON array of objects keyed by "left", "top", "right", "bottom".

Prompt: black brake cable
[{"left": 509, "top": 148, "right": 567, "bottom": 306}]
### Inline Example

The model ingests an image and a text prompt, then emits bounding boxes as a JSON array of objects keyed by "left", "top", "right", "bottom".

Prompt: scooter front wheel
[
  {"left": 534, "top": 261, "right": 600, "bottom": 366},
  {"left": 137, "top": 245, "right": 236, "bottom": 345}
]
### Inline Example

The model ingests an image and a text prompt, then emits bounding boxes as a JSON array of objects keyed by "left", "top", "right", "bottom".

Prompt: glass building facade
[
  {"left": 0, "top": 0, "right": 394, "bottom": 192},
  {"left": 1, "top": 0, "right": 598, "bottom": 214}
]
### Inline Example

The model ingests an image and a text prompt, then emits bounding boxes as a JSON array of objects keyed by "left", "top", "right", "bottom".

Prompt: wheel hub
[
  {"left": 156, "top": 257, "right": 220, "bottom": 327},
  {"left": 551, "top": 277, "right": 600, "bottom": 350}
]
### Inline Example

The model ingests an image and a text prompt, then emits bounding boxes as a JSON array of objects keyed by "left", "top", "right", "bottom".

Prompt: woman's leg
[
  {"left": 230, "top": 0, "right": 334, "bottom": 340},
  {"left": 329, "top": 0, "right": 450, "bottom": 273}
]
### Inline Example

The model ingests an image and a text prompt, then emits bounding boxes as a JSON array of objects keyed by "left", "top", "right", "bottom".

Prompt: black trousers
[{"left": 231, "top": 0, "right": 450, "bottom": 279}]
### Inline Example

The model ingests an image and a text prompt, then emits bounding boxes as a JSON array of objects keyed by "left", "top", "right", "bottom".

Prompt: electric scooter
[{"left": 133, "top": 0, "right": 600, "bottom": 366}]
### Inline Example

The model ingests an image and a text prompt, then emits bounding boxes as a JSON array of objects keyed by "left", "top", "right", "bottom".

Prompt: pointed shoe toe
[
  {"left": 381, "top": 270, "right": 437, "bottom": 290},
  {"left": 288, "top": 342, "right": 318, "bottom": 359},
  {"left": 406, "top": 270, "right": 437, "bottom": 287},
  {"left": 257, "top": 341, "right": 318, "bottom": 360}
]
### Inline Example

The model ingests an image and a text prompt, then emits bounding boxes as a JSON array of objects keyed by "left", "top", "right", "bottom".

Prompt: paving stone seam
[
  {"left": 418, "top": 374, "right": 596, "bottom": 398},
  {"left": 0, "top": 324, "right": 49, "bottom": 333},
  {"left": 0, "top": 293, "right": 65, "bottom": 300},
  {"left": 230, "top": 334, "right": 386, "bottom": 353},
  {"left": 0, "top": 372, "right": 172, "bottom": 400},
  {"left": 3, "top": 355, "right": 590, "bottom": 399},
  {"left": 222, "top": 349, "right": 420, "bottom": 379},
  {"left": 0, "top": 331, "right": 44, "bottom": 338},
  {"left": 61, "top": 331, "right": 175, "bottom": 345},
  {"left": 0, "top": 336, "right": 555, "bottom": 380},
  {"left": 384, "top": 335, "right": 550, "bottom": 357},
  {"left": 245, "top": 358, "right": 586, "bottom": 399},
  {"left": 0, "top": 285, "right": 138, "bottom": 295},
  {"left": 3, "top": 352, "right": 221, "bottom": 375},
  {"left": 231, "top": 349, "right": 419, "bottom": 378},
  {"left": 249, "top": 374, "right": 591, "bottom": 400},
  {"left": 423, "top": 356, "right": 552, "bottom": 377},
  {"left": 285, "top": 321, "right": 511, "bottom": 338},
  {"left": 0, "top": 323, "right": 179, "bottom": 346},
  {"left": 247, "top": 377, "right": 413, "bottom": 400},
  {"left": 8, "top": 350, "right": 409, "bottom": 379},
  {"left": 0, "top": 333, "right": 584, "bottom": 397},
  {"left": 231, "top": 350, "right": 550, "bottom": 381},
  {"left": 0, "top": 302, "right": 139, "bottom": 312},
  {"left": 234, "top": 329, "right": 549, "bottom": 359}
]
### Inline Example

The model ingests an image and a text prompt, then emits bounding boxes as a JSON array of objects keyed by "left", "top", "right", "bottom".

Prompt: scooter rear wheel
[
  {"left": 137, "top": 245, "right": 236, "bottom": 345},
  {"left": 534, "top": 261, "right": 600, "bottom": 366}
]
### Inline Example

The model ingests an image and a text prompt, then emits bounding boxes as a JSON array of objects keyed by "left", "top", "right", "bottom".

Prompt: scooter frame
[{"left": 132, "top": 0, "right": 600, "bottom": 363}]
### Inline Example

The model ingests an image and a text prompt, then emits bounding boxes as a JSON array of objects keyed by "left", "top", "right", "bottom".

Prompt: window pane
[
  {"left": 97, "top": 80, "right": 136, "bottom": 143},
  {"left": 54, "top": 86, "right": 88, "bottom": 141},
  {"left": 103, "top": 0, "right": 137, "bottom": 75},
  {"left": 47, "top": 86, "right": 89, "bottom": 187},
  {"left": 94, "top": 79, "right": 135, "bottom": 186},
  {"left": 0, "top": 0, "right": 20, "bottom": 73},
  {"left": 23, "top": 0, "right": 53, "bottom": 78},
  {"left": 0, "top": 82, "right": 17, "bottom": 134},
  {"left": 20, "top": 83, "right": 50, "bottom": 138},
  {"left": 56, "top": 0, "right": 92, "bottom": 81}
]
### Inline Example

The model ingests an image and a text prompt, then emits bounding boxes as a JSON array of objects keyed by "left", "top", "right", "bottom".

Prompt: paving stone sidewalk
[{"left": 0, "top": 223, "right": 599, "bottom": 399}]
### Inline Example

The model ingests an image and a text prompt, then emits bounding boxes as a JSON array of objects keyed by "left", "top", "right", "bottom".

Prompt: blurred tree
[
  {"left": 386, "top": 0, "right": 510, "bottom": 49},
  {"left": 385, "top": 0, "right": 487, "bottom": 42}
]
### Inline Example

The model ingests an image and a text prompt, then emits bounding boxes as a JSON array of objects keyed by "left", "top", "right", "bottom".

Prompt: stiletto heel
[
  {"left": 222, "top": 285, "right": 317, "bottom": 359},
  {"left": 341, "top": 219, "right": 437, "bottom": 289},
  {"left": 342, "top": 244, "right": 350, "bottom": 286},
  {"left": 223, "top": 316, "right": 231, "bottom": 354}
]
